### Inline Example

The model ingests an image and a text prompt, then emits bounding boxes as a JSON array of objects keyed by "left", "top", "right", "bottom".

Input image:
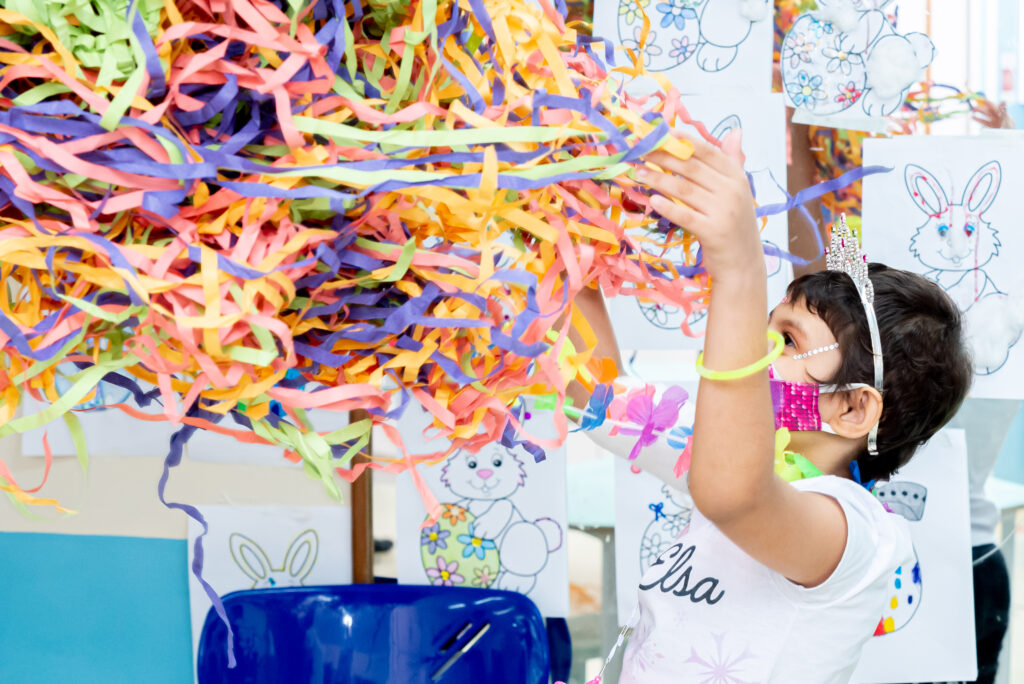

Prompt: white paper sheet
[
  {"left": 853, "top": 428, "right": 976, "bottom": 682},
  {"left": 187, "top": 505, "right": 352, "bottom": 680},
  {"left": 863, "top": 136, "right": 1024, "bottom": 398},
  {"left": 605, "top": 93, "right": 792, "bottom": 350},
  {"left": 394, "top": 400, "right": 570, "bottom": 617},
  {"left": 21, "top": 368, "right": 175, "bottom": 458},
  {"left": 592, "top": 0, "right": 773, "bottom": 95},
  {"left": 780, "top": 3, "right": 934, "bottom": 132}
]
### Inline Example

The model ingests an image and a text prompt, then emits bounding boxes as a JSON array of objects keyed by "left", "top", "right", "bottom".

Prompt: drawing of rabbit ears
[
  {"left": 904, "top": 164, "right": 950, "bottom": 217},
  {"left": 229, "top": 529, "right": 319, "bottom": 583},
  {"left": 962, "top": 161, "right": 1002, "bottom": 214},
  {"left": 710, "top": 115, "right": 741, "bottom": 141},
  {"left": 905, "top": 162, "right": 1002, "bottom": 217}
]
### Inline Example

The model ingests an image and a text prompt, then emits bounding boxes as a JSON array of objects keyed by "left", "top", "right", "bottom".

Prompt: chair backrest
[{"left": 197, "top": 584, "right": 550, "bottom": 684}]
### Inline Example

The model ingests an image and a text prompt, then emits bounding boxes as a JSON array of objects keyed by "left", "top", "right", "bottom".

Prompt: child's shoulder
[{"left": 789, "top": 475, "right": 893, "bottom": 526}]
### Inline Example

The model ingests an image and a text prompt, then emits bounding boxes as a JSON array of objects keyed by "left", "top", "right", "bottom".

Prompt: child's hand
[
  {"left": 637, "top": 130, "right": 764, "bottom": 283},
  {"left": 973, "top": 99, "right": 1015, "bottom": 129}
]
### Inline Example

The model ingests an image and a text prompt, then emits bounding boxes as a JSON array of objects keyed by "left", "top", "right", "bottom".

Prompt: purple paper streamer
[{"left": 157, "top": 410, "right": 236, "bottom": 668}]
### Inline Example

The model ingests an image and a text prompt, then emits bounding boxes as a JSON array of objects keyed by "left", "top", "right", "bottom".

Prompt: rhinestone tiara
[
  {"left": 825, "top": 214, "right": 884, "bottom": 456},
  {"left": 826, "top": 214, "right": 874, "bottom": 305}
]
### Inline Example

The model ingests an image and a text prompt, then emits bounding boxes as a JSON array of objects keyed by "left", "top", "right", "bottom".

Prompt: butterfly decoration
[{"left": 609, "top": 385, "right": 690, "bottom": 461}]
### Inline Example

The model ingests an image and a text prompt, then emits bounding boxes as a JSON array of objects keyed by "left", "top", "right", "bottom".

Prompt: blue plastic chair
[{"left": 196, "top": 584, "right": 550, "bottom": 684}]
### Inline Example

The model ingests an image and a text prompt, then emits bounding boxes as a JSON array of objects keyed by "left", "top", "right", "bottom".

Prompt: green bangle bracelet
[{"left": 695, "top": 330, "right": 785, "bottom": 381}]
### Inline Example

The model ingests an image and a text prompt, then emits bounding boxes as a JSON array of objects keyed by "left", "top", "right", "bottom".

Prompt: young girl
[{"left": 570, "top": 130, "right": 972, "bottom": 682}]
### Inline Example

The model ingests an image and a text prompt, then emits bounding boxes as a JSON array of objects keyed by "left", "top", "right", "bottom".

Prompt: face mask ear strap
[{"left": 817, "top": 382, "right": 871, "bottom": 394}]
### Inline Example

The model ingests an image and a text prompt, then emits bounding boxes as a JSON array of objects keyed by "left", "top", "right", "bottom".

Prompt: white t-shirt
[{"left": 619, "top": 475, "right": 913, "bottom": 684}]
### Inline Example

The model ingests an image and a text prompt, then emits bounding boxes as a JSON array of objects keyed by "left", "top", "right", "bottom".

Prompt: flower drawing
[
  {"left": 472, "top": 566, "right": 495, "bottom": 588},
  {"left": 783, "top": 32, "right": 815, "bottom": 68},
  {"left": 618, "top": 0, "right": 651, "bottom": 26},
  {"left": 420, "top": 522, "right": 450, "bottom": 554},
  {"left": 834, "top": 81, "right": 863, "bottom": 106},
  {"left": 823, "top": 35, "right": 864, "bottom": 76},
  {"left": 655, "top": 0, "right": 699, "bottom": 31},
  {"left": 426, "top": 556, "right": 465, "bottom": 587},
  {"left": 622, "top": 26, "right": 664, "bottom": 68},
  {"left": 457, "top": 523, "right": 498, "bottom": 560},
  {"left": 440, "top": 503, "right": 465, "bottom": 525},
  {"left": 786, "top": 70, "right": 826, "bottom": 108},
  {"left": 670, "top": 36, "right": 696, "bottom": 64}
]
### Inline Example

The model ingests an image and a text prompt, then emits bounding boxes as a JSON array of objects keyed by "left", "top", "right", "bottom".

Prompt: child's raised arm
[
  {"left": 567, "top": 287, "right": 690, "bottom": 489},
  {"left": 639, "top": 131, "right": 848, "bottom": 588}
]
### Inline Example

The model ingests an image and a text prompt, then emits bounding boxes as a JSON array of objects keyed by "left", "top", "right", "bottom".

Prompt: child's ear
[{"left": 827, "top": 387, "right": 883, "bottom": 440}]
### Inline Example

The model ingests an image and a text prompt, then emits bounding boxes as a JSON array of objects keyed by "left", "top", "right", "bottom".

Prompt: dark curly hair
[{"left": 786, "top": 264, "right": 973, "bottom": 482}]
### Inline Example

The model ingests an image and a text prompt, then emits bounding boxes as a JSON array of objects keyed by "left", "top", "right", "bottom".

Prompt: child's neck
[{"left": 785, "top": 430, "right": 857, "bottom": 480}]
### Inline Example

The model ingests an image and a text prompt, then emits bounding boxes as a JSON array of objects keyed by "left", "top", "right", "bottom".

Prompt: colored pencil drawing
[
  {"left": 639, "top": 483, "right": 694, "bottom": 571},
  {"left": 419, "top": 444, "right": 564, "bottom": 595},
  {"left": 872, "top": 481, "right": 926, "bottom": 636},
  {"left": 613, "top": 0, "right": 771, "bottom": 74},
  {"left": 905, "top": 161, "right": 1021, "bottom": 375},
  {"left": 228, "top": 529, "right": 320, "bottom": 589},
  {"left": 634, "top": 114, "right": 786, "bottom": 334},
  {"left": 780, "top": 0, "right": 934, "bottom": 120}
]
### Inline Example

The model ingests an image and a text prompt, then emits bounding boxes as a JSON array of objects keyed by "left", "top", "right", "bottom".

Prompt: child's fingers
[
  {"left": 669, "top": 128, "right": 734, "bottom": 176},
  {"left": 720, "top": 129, "right": 746, "bottom": 166},
  {"left": 650, "top": 194, "right": 708, "bottom": 238},
  {"left": 636, "top": 166, "right": 716, "bottom": 217},
  {"left": 642, "top": 149, "right": 722, "bottom": 194}
]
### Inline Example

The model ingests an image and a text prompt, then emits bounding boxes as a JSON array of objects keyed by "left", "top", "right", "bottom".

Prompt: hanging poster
[
  {"left": 395, "top": 399, "right": 570, "bottom": 617},
  {"left": 606, "top": 93, "right": 792, "bottom": 350},
  {"left": 853, "top": 428, "right": 975, "bottom": 682},
  {"left": 592, "top": 0, "right": 774, "bottom": 95},
  {"left": 863, "top": 136, "right": 1024, "bottom": 399}
]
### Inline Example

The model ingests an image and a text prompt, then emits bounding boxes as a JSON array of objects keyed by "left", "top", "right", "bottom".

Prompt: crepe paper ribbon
[
  {"left": 0, "top": 0, "right": 880, "bottom": 655},
  {"left": 696, "top": 330, "right": 785, "bottom": 381},
  {"left": 773, "top": 427, "right": 822, "bottom": 483},
  {"left": 0, "top": 0, "right": 731, "bottom": 514},
  {"left": 898, "top": 82, "right": 988, "bottom": 128},
  {"left": 672, "top": 439, "right": 693, "bottom": 479},
  {"left": 571, "top": 382, "right": 613, "bottom": 431},
  {"left": 158, "top": 406, "right": 236, "bottom": 668}
]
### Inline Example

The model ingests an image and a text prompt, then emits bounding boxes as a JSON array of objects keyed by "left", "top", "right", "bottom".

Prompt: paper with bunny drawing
[
  {"left": 605, "top": 93, "right": 791, "bottom": 350},
  {"left": 186, "top": 506, "right": 352, "bottom": 679},
  {"left": 851, "top": 429, "right": 974, "bottom": 682},
  {"left": 395, "top": 398, "right": 569, "bottom": 617},
  {"left": 779, "top": 1, "right": 935, "bottom": 132},
  {"left": 862, "top": 136, "right": 1024, "bottom": 399},
  {"left": 591, "top": 0, "right": 774, "bottom": 95}
]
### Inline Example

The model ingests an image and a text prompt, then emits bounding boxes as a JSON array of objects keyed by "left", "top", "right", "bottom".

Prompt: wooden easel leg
[{"left": 350, "top": 410, "right": 374, "bottom": 583}]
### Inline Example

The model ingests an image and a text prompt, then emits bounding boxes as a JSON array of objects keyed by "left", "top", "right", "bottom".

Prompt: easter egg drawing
[
  {"left": 420, "top": 504, "right": 501, "bottom": 589},
  {"left": 873, "top": 481, "right": 927, "bottom": 636}
]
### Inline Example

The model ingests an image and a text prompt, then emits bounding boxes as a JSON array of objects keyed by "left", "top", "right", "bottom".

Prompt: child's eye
[
  {"left": 783, "top": 332, "right": 795, "bottom": 347},
  {"left": 964, "top": 224, "right": 975, "bottom": 237},
  {"left": 937, "top": 224, "right": 949, "bottom": 238}
]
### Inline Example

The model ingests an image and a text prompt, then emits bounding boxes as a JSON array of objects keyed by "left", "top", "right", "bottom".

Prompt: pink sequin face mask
[{"left": 768, "top": 365, "right": 869, "bottom": 433}]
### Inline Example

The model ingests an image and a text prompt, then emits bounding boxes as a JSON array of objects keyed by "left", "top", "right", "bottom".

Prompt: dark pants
[
  {"left": 897, "top": 543, "right": 1010, "bottom": 684},
  {"left": 971, "top": 543, "right": 1011, "bottom": 684}
]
